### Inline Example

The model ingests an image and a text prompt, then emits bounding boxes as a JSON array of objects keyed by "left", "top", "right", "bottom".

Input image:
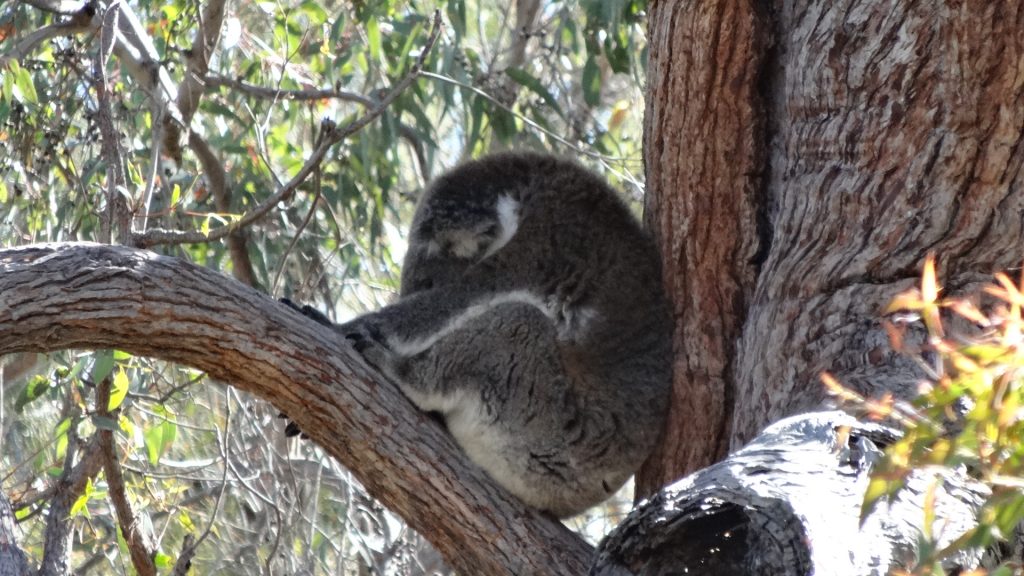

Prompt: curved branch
[{"left": 0, "top": 243, "right": 592, "bottom": 575}]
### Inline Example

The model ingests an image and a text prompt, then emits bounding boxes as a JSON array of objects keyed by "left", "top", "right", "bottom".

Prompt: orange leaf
[
  {"left": 921, "top": 253, "right": 940, "bottom": 303},
  {"left": 947, "top": 299, "right": 989, "bottom": 326}
]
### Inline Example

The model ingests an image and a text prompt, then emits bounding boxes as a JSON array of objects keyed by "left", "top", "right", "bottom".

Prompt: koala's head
[{"left": 401, "top": 174, "right": 521, "bottom": 297}]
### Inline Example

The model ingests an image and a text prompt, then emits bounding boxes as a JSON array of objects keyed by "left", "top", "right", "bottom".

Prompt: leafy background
[{"left": 0, "top": 0, "right": 648, "bottom": 573}]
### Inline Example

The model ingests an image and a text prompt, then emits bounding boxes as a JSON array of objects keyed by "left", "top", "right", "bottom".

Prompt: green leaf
[
  {"left": 993, "top": 494, "right": 1024, "bottom": 534},
  {"left": 154, "top": 552, "right": 173, "bottom": 568},
  {"left": 489, "top": 104, "right": 517, "bottom": 142},
  {"left": 15, "top": 374, "right": 50, "bottom": 413},
  {"left": 392, "top": 22, "right": 423, "bottom": 76},
  {"left": 5, "top": 60, "right": 37, "bottom": 105},
  {"left": 179, "top": 510, "right": 196, "bottom": 532},
  {"left": 446, "top": 0, "right": 466, "bottom": 38},
  {"left": 14, "top": 67, "right": 37, "bottom": 104},
  {"left": 144, "top": 408, "right": 178, "bottom": 465},
  {"left": 366, "top": 19, "right": 381, "bottom": 63},
  {"left": 2, "top": 63, "right": 15, "bottom": 102},
  {"left": 108, "top": 367, "right": 129, "bottom": 411},
  {"left": 467, "top": 94, "right": 484, "bottom": 148},
  {"left": 91, "top": 350, "right": 115, "bottom": 384},
  {"left": 505, "top": 68, "right": 564, "bottom": 119},
  {"left": 298, "top": 0, "right": 327, "bottom": 22},
  {"left": 70, "top": 478, "right": 93, "bottom": 517},
  {"left": 582, "top": 57, "right": 602, "bottom": 107},
  {"left": 160, "top": 4, "right": 180, "bottom": 21}
]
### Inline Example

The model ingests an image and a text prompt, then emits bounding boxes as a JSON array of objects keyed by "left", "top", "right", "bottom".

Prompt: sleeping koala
[{"left": 292, "top": 151, "right": 672, "bottom": 518}]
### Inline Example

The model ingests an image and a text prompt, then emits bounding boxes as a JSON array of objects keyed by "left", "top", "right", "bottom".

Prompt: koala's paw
[
  {"left": 334, "top": 318, "right": 393, "bottom": 369},
  {"left": 280, "top": 298, "right": 334, "bottom": 328}
]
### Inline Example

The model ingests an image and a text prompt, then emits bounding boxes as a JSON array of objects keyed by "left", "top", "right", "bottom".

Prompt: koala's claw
[
  {"left": 336, "top": 319, "right": 391, "bottom": 369},
  {"left": 344, "top": 331, "right": 375, "bottom": 353},
  {"left": 337, "top": 319, "right": 384, "bottom": 346},
  {"left": 280, "top": 298, "right": 334, "bottom": 328}
]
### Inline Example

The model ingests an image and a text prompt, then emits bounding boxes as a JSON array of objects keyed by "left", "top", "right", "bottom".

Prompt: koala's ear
[
  {"left": 430, "top": 224, "right": 497, "bottom": 259},
  {"left": 420, "top": 194, "right": 521, "bottom": 260}
]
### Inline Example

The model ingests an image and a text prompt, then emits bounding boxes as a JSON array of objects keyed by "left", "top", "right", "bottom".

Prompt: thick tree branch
[{"left": 0, "top": 243, "right": 592, "bottom": 575}]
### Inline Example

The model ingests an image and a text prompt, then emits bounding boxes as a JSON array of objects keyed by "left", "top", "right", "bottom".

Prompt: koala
[{"left": 297, "top": 152, "right": 672, "bottom": 518}]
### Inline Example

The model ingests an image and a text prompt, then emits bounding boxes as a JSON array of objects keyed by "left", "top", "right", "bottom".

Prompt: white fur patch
[
  {"left": 387, "top": 290, "right": 550, "bottom": 357},
  {"left": 483, "top": 195, "right": 520, "bottom": 258}
]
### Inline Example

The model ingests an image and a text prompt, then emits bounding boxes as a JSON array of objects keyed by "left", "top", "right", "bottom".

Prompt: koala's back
[{"left": 394, "top": 152, "right": 672, "bottom": 517}]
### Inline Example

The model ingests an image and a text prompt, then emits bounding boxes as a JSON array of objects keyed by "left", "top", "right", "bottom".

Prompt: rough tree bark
[
  {"left": 638, "top": 0, "right": 1024, "bottom": 492},
  {"left": 0, "top": 243, "right": 591, "bottom": 576},
  {"left": 638, "top": 0, "right": 769, "bottom": 491}
]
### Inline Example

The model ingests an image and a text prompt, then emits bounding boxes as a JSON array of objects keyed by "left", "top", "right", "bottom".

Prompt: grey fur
[{"left": 336, "top": 152, "right": 672, "bottom": 518}]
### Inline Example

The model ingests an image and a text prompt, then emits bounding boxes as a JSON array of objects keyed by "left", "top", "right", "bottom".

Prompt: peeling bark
[{"left": 0, "top": 243, "right": 592, "bottom": 576}]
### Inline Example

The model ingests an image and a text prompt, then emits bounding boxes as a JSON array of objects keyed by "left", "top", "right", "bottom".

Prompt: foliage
[
  {"left": 840, "top": 255, "right": 1024, "bottom": 575},
  {"left": 0, "top": 0, "right": 648, "bottom": 573}
]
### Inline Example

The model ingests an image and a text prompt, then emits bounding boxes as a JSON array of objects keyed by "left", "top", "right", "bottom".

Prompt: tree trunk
[
  {"left": 638, "top": 0, "right": 770, "bottom": 492},
  {"left": 639, "top": 0, "right": 1024, "bottom": 494},
  {"left": 0, "top": 244, "right": 592, "bottom": 576}
]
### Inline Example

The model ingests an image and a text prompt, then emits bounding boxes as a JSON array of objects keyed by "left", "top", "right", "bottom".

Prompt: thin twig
[
  {"left": 172, "top": 534, "right": 196, "bottom": 576},
  {"left": 96, "top": 377, "right": 157, "bottom": 576},
  {"left": 0, "top": 5, "right": 96, "bottom": 63},
  {"left": 130, "top": 10, "right": 444, "bottom": 249},
  {"left": 420, "top": 70, "right": 644, "bottom": 190},
  {"left": 271, "top": 124, "right": 329, "bottom": 295},
  {"left": 179, "top": 388, "right": 232, "bottom": 560},
  {"left": 204, "top": 74, "right": 375, "bottom": 106},
  {"left": 189, "top": 131, "right": 258, "bottom": 286},
  {"left": 95, "top": 1, "right": 131, "bottom": 244}
]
